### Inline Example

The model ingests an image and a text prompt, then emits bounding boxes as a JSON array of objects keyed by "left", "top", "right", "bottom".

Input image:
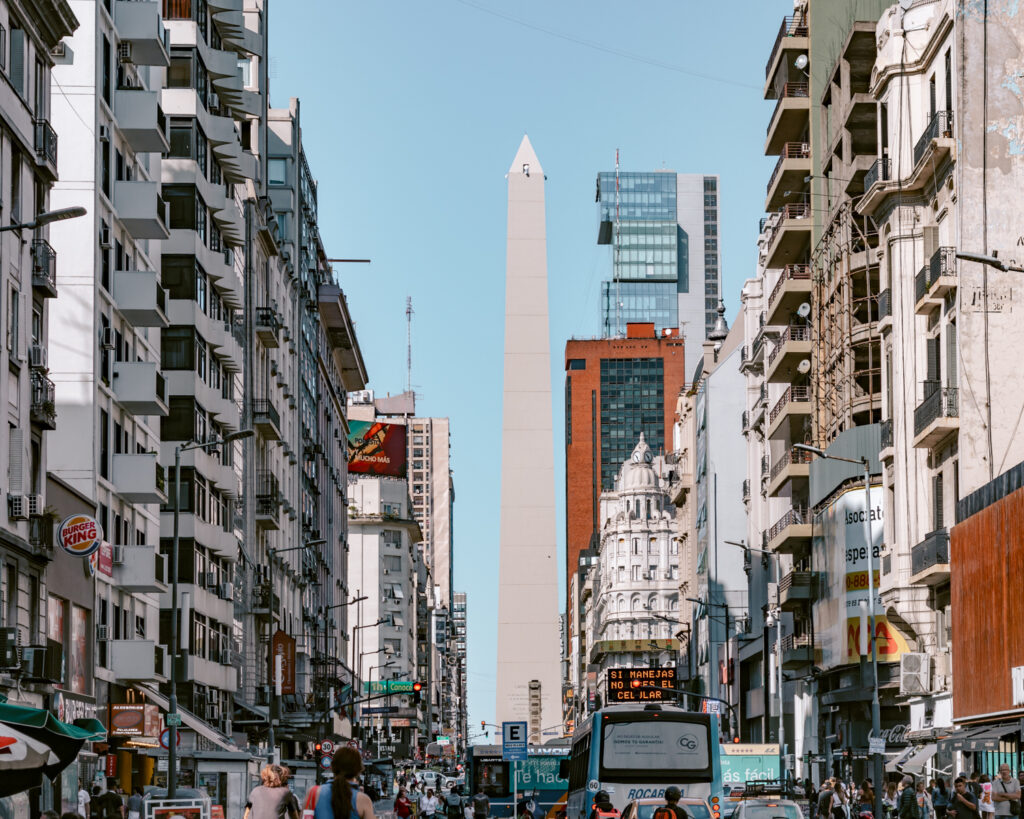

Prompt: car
[
  {"left": 621, "top": 796, "right": 715, "bottom": 819},
  {"left": 730, "top": 798, "right": 803, "bottom": 819}
]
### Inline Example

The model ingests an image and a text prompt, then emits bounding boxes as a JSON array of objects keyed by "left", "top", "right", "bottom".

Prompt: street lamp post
[
  {"left": 794, "top": 443, "right": 881, "bottom": 819},
  {"left": 724, "top": 539, "right": 784, "bottom": 790},
  {"left": 167, "top": 429, "right": 253, "bottom": 798},
  {"left": 0, "top": 205, "right": 87, "bottom": 234}
]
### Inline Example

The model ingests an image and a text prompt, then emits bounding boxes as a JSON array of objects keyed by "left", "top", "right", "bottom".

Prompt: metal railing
[
  {"left": 770, "top": 446, "right": 813, "bottom": 480},
  {"left": 768, "top": 323, "right": 810, "bottom": 365},
  {"left": 768, "top": 263, "right": 811, "bottom": 308},
  {"left": 881, "top": 418, "right": 893, "bottom": 450},
  {"left": 769, "top": 384, "right": 811, "bottom": 424},
  {"left": 878, "top": 289, "right": 891, "bottom": 321},
  {"left": 781, "top": 633, "right": 813, "bottom": 653},
  {"left": 768, "top": 506, "right": 809, "bottom": 542},
  {"left": 766, "top": 15, "right": 808, "bottom": 78},
  {"left": 32, "top": 239, "right": 57, "bottom": 292},
  {"left": 255, "top": 306, "right": 280, "bottom": 331},
  {"left": 253, "top": 398, "right": 280, "bottom": 430},
  {"left": 767, "top": 142, "right": 811, "bottom": 196},
  {"left": 760, "top": 455, "right": 769, "bottom": 478},
  {"left": 742, "top": 479, "right": 750, "bottom": 500},
  {"left": 256, "top": 470, "right": 280, "bottom": 500},
  {"left": 34, "top": 119, "right": 58, "bottom": 168},
  {"left": 779, "top": 570, "right": 812, "bottom": 594},
  {"left": 914, "top": 385, "right": 958, "bottom": 435},
  {"left": 30, "top": 371, "right": 56, "bottom": 428},
  {"left": 916, "top": 246, "right": 957, "bottom": 303},
  {"left": 914, "top": 110, "right": 954, "bottom": 167},
  {"left": 864, "top": 157, "right": 891, "bottom": 190},
  {"left": 768, "top": 83, "right": 810, "bottom": 135},
  {"left": 911, "top": 528, "right": 950, "bottom": 576}
]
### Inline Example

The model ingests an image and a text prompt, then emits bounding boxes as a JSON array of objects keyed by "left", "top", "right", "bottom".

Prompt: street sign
[
  {"left": 320, "top": 740, "right": 335, "bottom": 754},
  {"left": 363, "top": 706, "right": 400, "bottom": 714},
  {"left": 320, "top": 755, "right": 333, "bottom": 770},
  {"left": 165, "top": 713, "right": 182, "bottom": 727},
  {"left": 502, "top": 721, "right": 528, "bottom": 761},
  {"left": 701, "top": 699, "right": 723, "bottom": 714},
  {"left": 868, "top": 737, "right": 886, "bottom": 755},
  {"left": 607, "top": 667, "right": 676, "bottom": 703},
  {"left": 159, "top": 728, "right": 180, "bottom": 749}
]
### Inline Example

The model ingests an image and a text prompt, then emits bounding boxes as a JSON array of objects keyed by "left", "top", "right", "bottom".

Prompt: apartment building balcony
[
  {"left": 109, "top": 640, "right": 167, "bottom": 681},
  {"left": 913, "top": 110, "right": 954, "bottom": 174},
  {"left": 765, "top": 203, "right": 811, "bottom": 269},
  {"left": 255, "top": 307, "right": 281, "bottom": 347},
  {"left": 765, "top": 142, "right": 811, "bottom": 211},
  {"left": 111, "top": 545, "right": 167, "bottom": 593},
  {"left": 212, "top": 200, "right": 245, "bottom": 248},
  {"left": 764, "top": 15, "right": 808, "bottom": 94},
  {"left": 910, "top": 528, "right": 950, "bottom": 586},
  {"left": 33, "top": 119, "right": 58, "bottom": 179},
  {"left": 255, "top": 470, "right": 281, "bottom": 530},
  {"left": 30, "top": 372, "right": 57, "bottom": 430},
  {"left": 113, "top": 362, "right": 168, "bottom": 416},
  {"left": 779, "top": 571, "right": 813, "bottom": 611},
  {"left": 766, "top": 264, "right": 812, "bottom": 325},
  {"left": 112, "top": 452, "right": 166, "bottom": 504},
  {"left": 253, "top": 398, "right": 281, "bottom": 441},
  {"left": 767, "top": 445, "right": 812, "bottom": 497},
  {"left": 742, "top": 478, "right": 750, "bottom": 501},
  {"left": 913, "top": 383, "right": 959, "bottom": 449},
  {"left": 858, "top": 157, "right": 894, "bottom": 214},
  {"left": 766, "top": 506, "right": 811, "bottom": 555},
  {"left": 766, "top": 83, "right": 810, "bottom": 155},
  {"left": 751, "top": 382, "right": 769, "bottom": 430},
  {"left": 915, "top": 247, "right": 957, "bottom": 315},
  {"left": 113, "top": 270, "right": 168, "bottom": 327},
  {"left": 114, "top": 88, "right": 168, "bottom": 154},
  {"left": 31, "top": 239, "right": 58, "bottom": 298},
  {"left": 767, "top": 384, "right": 811, "bottom": 440},
  {"left": 114, "top": 181, "right": 170, "bottom": 240},
  {"left": 880, "top": 417, "right": 894, "bottom": 463},
  {"left": 766, "top": 324, "right": 811, "bottom": 383},
  {"left": 877, "top": 289, "right": 892, "bottom": 334},
  {"left": 113, "top": 1, "right": 170, "bottom": 66},
  {"left": 781, "top": 634, "right": 813, "bottom": 669},
  {"left": 739, "top": 341, "right": 764, "bottom": 374}
]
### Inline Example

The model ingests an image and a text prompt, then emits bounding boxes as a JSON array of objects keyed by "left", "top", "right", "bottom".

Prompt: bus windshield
[{"left": 601, "top": 719, "right": 711, "bottom": 774}]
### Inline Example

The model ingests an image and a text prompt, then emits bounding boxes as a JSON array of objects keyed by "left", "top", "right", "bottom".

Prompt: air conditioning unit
[
  {"left": 29, "top": 344, "right": 47, "bottom": 371},
  {"left": 8, "top": 495, "right": 29, "bottom": 521},
  {"left": 208, "top": 704, "right": 220, "bottom": 721},
  {"left": 111, "top": 545, "right": 126, "bottom": 565},
  {"left": 219, "top": 582, "right": 234, "bottom": 601},
  {"left": 99, "top": 225, "right": 112, "bottom": 249},
  {"left": 96, "top": 624, "right": 110, "bottom": 641},
  {"left": 220, "top": 648, "right": 232, "bottom": 665},
  {"left": 26, "top": 495, "right": 44, "bottom": 518},
  {"left": 899, "top": 652, "right": 931, "bottom": 695},
  {"left": 208, "top": 93, "right": 220, "bottom": 110},
  {"left": 205, "top": 572, "right": 218, "bottom": 589},
  {"left": 99, "top": 125, "right": 110, "bottom": 143},
  {"left": 118, "top": 42, "right": 132, "bottom": 63},
  {"left": 100, "top": 327, "right": 115, "bottom": 350},
  {"left": 0, "top": 627, "right": 21, "bottom": 669}
]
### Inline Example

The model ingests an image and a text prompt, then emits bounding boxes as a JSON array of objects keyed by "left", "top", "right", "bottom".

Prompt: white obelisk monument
[{"left": 495, "top": 136, "right": 561, "bottom": 738}]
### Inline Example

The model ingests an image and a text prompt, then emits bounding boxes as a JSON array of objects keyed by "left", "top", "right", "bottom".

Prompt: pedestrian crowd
[{"left": 809, "top": 764, "right": 1024, "bottom": 819}]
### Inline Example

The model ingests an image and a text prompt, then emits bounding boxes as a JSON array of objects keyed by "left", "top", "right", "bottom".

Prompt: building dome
[{"left": 620, "top": 434, "right": 658, "bottom": 490}]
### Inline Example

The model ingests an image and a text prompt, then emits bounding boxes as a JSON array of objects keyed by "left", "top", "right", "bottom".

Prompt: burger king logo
[{"left": 57, "top": 514, "right": 103, "bottom": 557}]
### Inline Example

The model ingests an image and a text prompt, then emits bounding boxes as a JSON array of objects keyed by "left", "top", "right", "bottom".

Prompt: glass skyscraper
[{"left": 597, "top": 170, "right": 720, "bottom": 344}]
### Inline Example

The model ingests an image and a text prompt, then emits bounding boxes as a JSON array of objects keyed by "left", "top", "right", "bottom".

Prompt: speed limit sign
[{"left": 320, "top": 740, "right": 335, "bottom": 754}]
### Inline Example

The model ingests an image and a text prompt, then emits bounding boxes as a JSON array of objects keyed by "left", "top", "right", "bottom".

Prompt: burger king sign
[{"left": 57, "top": 514, "right": 103, "bottom": 558}]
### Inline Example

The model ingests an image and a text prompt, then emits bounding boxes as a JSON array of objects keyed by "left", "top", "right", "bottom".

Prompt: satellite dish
[
  {"left": 899, "top": 0, "right": 913, "bottom": 9},
  {"left": 794, "top": 54, "right": 809, "bottom": 71},
  {"left": 796, "top": 302, "right": 811, "bottom": 319},
  {"left": 797, "top": 359, "right": 811, "bottom": 374}
]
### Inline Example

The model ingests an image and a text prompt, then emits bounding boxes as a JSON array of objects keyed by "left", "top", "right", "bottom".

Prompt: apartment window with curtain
[{"left": 9, "top": 23, "right": 24, "bottom": 98}]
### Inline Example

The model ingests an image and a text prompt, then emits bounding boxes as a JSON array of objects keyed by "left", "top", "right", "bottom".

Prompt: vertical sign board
[{"left": 502, "top": 722, "right": 528, "bottom": 761}]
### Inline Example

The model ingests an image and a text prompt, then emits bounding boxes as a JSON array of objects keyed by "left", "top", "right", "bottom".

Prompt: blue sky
[{"left": 269, "top": 0, "right": 786, "bottom": 739}]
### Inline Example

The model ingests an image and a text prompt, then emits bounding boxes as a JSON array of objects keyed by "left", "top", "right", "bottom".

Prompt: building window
[
  {"left": 268, "top": 158, "right": 286, "bottom": 186},
  {"left": 9, "top": 24, "right": 24, "bottom": 98}
]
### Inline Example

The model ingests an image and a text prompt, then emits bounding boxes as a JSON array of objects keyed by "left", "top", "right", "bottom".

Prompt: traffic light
[
  {"left": 314, "top": 742, "right": 322, "bottom": 753},
  {"left": 413, "top": 681, "right": 423, "bottom": 703}
]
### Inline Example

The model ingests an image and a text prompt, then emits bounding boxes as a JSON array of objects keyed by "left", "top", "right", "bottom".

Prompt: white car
[{"left": 730, "top": 798, "right": 803, "bottom": 819}]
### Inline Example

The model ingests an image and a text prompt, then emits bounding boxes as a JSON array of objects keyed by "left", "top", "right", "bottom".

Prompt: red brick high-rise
[{"left": 564, "top": 323, "right": 687, "bottom": 637}]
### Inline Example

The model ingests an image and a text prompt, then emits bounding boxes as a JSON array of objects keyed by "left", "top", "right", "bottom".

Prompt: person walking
[
  {"left": 311, "top": 748, "right": 377, "bottom": 819},
  {"left": 470, "top": 788, "right": 491, "bottom": 819},
  {"left": 420, "top": 789, "right": 440, "bottom": 819},
  {"left": 934, "top": 780, "right": 950, "bottom": 819},
  {"left": 446, "top": 786, "right": 465, "bottom": 819},
  {"left": 949, "top": 779, "right": 980, "bottom": 819},
  {"left": 833, "top": 783, "right": 852, "bottom": 819},
  {"left": 993, "top": 764, "right": 1021, "bottom": 819},
  {"left": 395, "top": 788, "right": 414, "bottom": 819},
  {"left": 820, "top": 781, "right": 838, "bottom": 819},
  {"left": 245, "top": 765, "right": 301, "bottom": 819},
  {"left": 858, "top": 782, "right": 875, "bottom": 818},
  {"left": 917, "top": 780, "right": 935, "bottom": 819},
  {"left": 78, "top": 785, "right": 91, "bottom": 819},
  {"left": 660, "top": 786, "right": 689, "bottom": 819},
  {"left": 126, "top": 788, "right": 144, "bottom": 819},
  {"left": 899, "top": 778, "right": 921, "bottom": 819}
]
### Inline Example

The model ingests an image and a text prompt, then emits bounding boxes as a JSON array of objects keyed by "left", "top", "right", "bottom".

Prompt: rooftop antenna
[
  {"left": 614, "top": 148, "right": 621, "bottom": 337},
  {"left": 406, "top": 296, "right": 414, "bottom": 395}
]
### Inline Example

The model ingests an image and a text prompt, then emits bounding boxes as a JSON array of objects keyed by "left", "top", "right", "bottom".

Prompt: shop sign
[
  {"left": 105, "top": 755, "right": 117, "bottom": 777},
  {"left": 57, "top": 514, "right": 103, "bottom": 557},
  {"left": 271, "top": 631, "right": 296, "bottom": 695},
  {"left": 97, "top": 542, "right": 113, "bottom": 577},
  {"left": 109, "top": 704, "right": 146, "bottom": 736},
  {"left": 54, "top": 692, "right": 96, "bottom": 724}
]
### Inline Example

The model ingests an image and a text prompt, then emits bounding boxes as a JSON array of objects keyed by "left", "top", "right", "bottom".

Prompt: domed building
[{"left": 584, "top": 434, "right": 680, "bottom": 706}]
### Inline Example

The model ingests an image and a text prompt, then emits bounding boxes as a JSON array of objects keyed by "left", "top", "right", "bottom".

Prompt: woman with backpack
[{"left": 312, "top": 747, "right": 377, "bottom": 819}]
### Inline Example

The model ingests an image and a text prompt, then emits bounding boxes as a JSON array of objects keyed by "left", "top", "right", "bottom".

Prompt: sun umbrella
[{"left": 0, "top": 702, "right": 106, "bottom": 797}]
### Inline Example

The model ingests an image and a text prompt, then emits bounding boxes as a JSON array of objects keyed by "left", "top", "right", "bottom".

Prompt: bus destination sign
[{"left": 607, "top": 667, "right": 677, "bottom": 703}]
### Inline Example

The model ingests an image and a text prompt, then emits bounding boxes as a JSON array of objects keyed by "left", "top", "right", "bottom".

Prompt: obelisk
[{"left": 495, "top": 136, "right": 561, "bottom": 738}]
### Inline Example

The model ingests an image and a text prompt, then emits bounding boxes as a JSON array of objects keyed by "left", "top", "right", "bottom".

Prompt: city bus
[
  {"left": 466, "top": 741, "right": 571, "bottom": 818},
  {"left": 563, "top": 704, "right": 724, "bottom": 819}
]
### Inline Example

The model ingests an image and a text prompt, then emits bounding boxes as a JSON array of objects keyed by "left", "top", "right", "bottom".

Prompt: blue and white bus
[
  {"left": 467, "top": 742, "right": 571, "bottom": 818},
  {"left": 564, "top": 704, "right": 724, "bottom": 819}
]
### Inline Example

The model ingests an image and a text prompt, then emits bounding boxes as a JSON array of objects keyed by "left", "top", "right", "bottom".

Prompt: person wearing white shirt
[
  {"left": 421, "top": 790, "right": 440, "bottom": 819},
  {"left": 79, "top": 786, "right": 91, "bottom": 818}
]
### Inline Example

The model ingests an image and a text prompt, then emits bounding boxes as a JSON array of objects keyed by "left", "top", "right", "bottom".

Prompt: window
[
  {"left": 268, "top": 158, "right": 286, "bottom": 186},
  {"left": 9, "top": 24, "right": 24, "bottom": 98},
  {"left": 99, "top": 409, "right": 109, "bottom": 480},
  {"left": 238, "top": 57, "right": 251, "bottom": 87},
  {"left": 10, "top": 151, "right": 19, "bottom": 224},
  {"left": 6, "top": 286, "right": 17, "bottom": 356},
  {"left": 101, "top": 35, "right": 111, "bottom": 104},
  {"left": 0, "top": 24, "right": 7, "bottom": 70}
]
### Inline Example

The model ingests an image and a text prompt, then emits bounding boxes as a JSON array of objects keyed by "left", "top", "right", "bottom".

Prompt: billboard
[
  {"left": 272, "top": 630, "right": 296, "bottom": 695},
  {"left": 606, "top": 667, "right": 676, "bottom": 703},
  {"left": 347, "top": 421, "right": 407, "bottom": 478},
  {"left": 812, "top": 486, "right": 910, "bottom": 669},
  {"left": 720, "top": 744, "right": 780, "bottom": 785}
]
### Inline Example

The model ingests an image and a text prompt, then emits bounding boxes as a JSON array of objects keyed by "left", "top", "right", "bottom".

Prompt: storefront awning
[
  {"left": 885, "top": 746, "right": 916, "bottom": 772},
  {"left": 136, "top": 685, "right": 239, "bottom": 753},
  {"left": 938, "top": 723, "right": 1018, "bottom": 754},
  {"left": 901, "top": 743, "right": 938, "bottom": 774}
]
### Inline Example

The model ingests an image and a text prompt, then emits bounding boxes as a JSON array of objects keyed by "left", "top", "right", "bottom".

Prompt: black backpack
[{"left": 447, "top": 796, "right": 464, "bottom": 819}]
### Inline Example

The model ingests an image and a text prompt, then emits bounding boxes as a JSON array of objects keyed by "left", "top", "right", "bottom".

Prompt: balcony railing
[
  {"left": 877, "top": 288, "right": 891, "bottom": 321},
  {"left": 741, "top": 410, "right": 749, "bottom": 432},
  {"left": 914, "top": 110, "right": 954, "bottom": 167},
  {"left": 34, "top": 119, "right": 58, "bottom": 169},
  {"left": 779, "top": 570, "right": 812, "bottom": 594},
  {"left": 32, "top": 239, "right": 57, "bottom": 296},
  {"left": 30, "top": 371, "right": 56, "bottom": 429},
  {"left": 155, "top": 462, "right": 166, "bottom": 496},
  {"left": 742, "top": 479, "right": 750, "bottom": 500},
  {"left": 759, "top": 382, "right": 768, "bottom": 405},
  {"left": 766, "top": 15, "right": 809, "bottom": 78},
  {"left": 253, "top": 398, "right": 280, "bottom": 430},
  {"left": 768, "top": 506, "right": 808, "bottom": 542},
  {"left": 768, "top": 323, "right": 810, "bottom": 366},
  {"left": 916, "top": 246, "right": 957, "bottom": 303},
  {"left": 760, "top": 455, "right": 769, "bottom": 478},
  {"left": 881, "top": 418, "right": 893, "bottom": 450},
  {"left": 769, "top": 385, "right": 811, "bottom": 424},
  {"left": 781, "top": 633, "right": 813, "bottom": 653},
  {"left": 256, "top": 470, "right": 280, "bottom": 500},
  {"left": 767, "top": 142, "right": 811, "bottom": 197},
  {"left": 769, "top": 446, "right": 813, "bottom": 481},
  {"left": 864, "top": 157, "right": 891, "bottom": 190},
  {"left": 768, "top": 264, "right": 811, "bottom": 308},
  {"left": 911, "top": 528, "right": 950, "bottom": 577},
  {"left": 914, "top": 384, "right": 958, "bottom": 435}
]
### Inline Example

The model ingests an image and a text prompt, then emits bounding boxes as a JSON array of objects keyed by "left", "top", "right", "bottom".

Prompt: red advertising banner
[
  {"left": 105, "top": 754, "right": 117, "bottom": 777},
  {"left": 98, "top": 542, "right": 113, "bottom": 577},
  {"left": 347, "top": 421, "right": 407, "bottom": 478},
  {"left": 271, "top": 630, "right": 296, "bottom": 695}
]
